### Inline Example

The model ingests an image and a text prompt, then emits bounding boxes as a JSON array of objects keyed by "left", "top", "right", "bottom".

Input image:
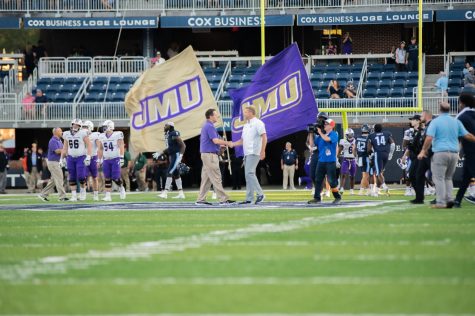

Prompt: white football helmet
[
  {"left": 82, "top": 120, "right": 94, "bottom": 134},
  {"left": 345, "top": 128, "right": 354, "bottom": 140},
  {"left": 102, "top": 120, "right": 115, "bottom": 133},
  {"left": 397, "top": 158, "right": 408, "bottom": 170},
  {"left": 71, "top": 119, "right": 83, "bottom": 132}
]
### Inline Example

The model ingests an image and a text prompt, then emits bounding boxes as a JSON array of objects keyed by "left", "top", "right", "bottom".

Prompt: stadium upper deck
[{"left": 0, "top": 0, "right": 473, "bottom": 15}]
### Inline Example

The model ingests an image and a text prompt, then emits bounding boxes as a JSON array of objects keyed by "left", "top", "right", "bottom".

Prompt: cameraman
[
  {"left": 307, "top": 118, "right": 342, "bottom": 204},
  {"left": 306, "top": 112, "right": 327, "bottom": 191}
]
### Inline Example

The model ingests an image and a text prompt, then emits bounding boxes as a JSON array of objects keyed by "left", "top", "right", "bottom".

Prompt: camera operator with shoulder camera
[
  {"left": 306, "top": 112, "right": 328, "bottom": 191},
  {"left": 307, "top": 116, "right": 342, "bottom": 204}
]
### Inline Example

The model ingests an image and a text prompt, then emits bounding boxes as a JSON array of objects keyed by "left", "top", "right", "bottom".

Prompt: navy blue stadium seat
[
  {"left": 50, "top": 78, "right": 64, "bottom": 85},
  {"left": 365, "top": 80, "right": 379, "bottom": 89},
  {"left": 394, "top": 72, "right": 407, "bottom": 80},
  {"left": 311, "top": 73, "right": 324, "bottom": 81},
  {"left": 378, "top": 80, "right": 392, "bottom": 89},
  {"left": 89, "top": 84, "right": 105, "bottom": 93},
  {"left": 220, "top": 91, "right": 231, "bottom": 101},
  {"left": 363, "top": 88, "right": 377, "bottom": 98},
  {"left": 448, "top": 78, "right": 462, "bottom": 87},
  {"left": 336, "top": 72, "right": 350, "bottom": 81},
  {"left": 384, "top": 64, "right": 396, "bottom": 71},
  {"left": 54, "top": 92, "right": 74, "bottom": 103},
  {"left": 349, "top": 72, "right": 361, "bottom": 81},
  {"left": 407, "top": 72, "right": 418, "bottom": 80},
  {"left": 376, "top": 88, "right": 390, "bottom": 98},
  {"left": 241, "top": 76, "right": 252, "bottom": 83},
  {"left": 389, "top": 88, "right": 404, "bottom": 98},
  {"left": 46, "top": 85, "right": 61, "bottom": 94},
  {"left": 404, "top": 88, "right": 414, "bottom": 97},
  {"left": 93, "top": 77, "right": 108, "bottom": 85},
  {"left": 84, "top": 92, "right": 100, "bottom": 102},
  {"left": 449, "top": 71, "right": 463, "bottom": 79},
  {"left": 380, "top": 71, "right": 394, "bottom": 80},
  {"left": 63, "top": 78, "right": 79, "bottom": 85},
  {"left": 316, "top": 90, "right": 329, "bottom": 99},
  {"left": 448, "top": 86, "right": 462, "bottom": 96},
  {"left": 406, "top": 79, "right": 418, "bottom": 88},
  {"left": 367, "top": 71, "right": 381, "bottom": 80},
  {"left": 369, "top": 64, "right": 384, "bottom": 71},
  {"left": 312, "top": 64, "right": 327, "bottom": 73},
  {"left": 392, "top": 79, "right": 406, "bottom": 88}
]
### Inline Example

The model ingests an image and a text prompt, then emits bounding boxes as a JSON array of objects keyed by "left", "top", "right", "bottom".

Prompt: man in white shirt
[{"left": 231, "top": 106, "right": 267, "bottom": 204}]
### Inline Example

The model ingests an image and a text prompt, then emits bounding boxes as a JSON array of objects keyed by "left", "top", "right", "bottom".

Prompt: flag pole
[
  {"left": 417, "top": 0, "right": 423, "bottom": 110},
  {"left": 219, "top": 116, "right": 233, "bottom": 176},
  {"left": 260, "top": 0, "right": 265, "bottom": 65}
]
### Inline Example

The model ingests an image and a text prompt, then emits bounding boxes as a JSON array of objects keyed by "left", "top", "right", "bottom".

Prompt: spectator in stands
[
  {"left": 463, "top": 62, "right": 472, "bottom": 76},
  {"left": 0, "top": 144, "right": 9, "bottom": 194},
  {"left": 22, "top": 92, "right": 36, "bottom": 120},
  {"left": 395, "top": 41, "right": 407, "bottom": 72},
  {"left": 434, "top": 71, "right": 448, "bottom": 96},
  {"left": 326, "top": 40, "right": 337, "bottom": 55},
  {"left": 101, "top": 0, "right": 115, "bottom": 9},
  {"left": 151, "top": 51, "right": 166, "bottom": 67},
  {"left": 34, "top": 89, "right": 49, "bottom": 119},
  {"left": 24, "top": 45, "right": 35, "bottom": 78},
  {"left": 327, "top": 80, "right": 343, "bottom": 99},
  {"left": 385, "top": 46, "right": 396, "bottom": 65},
  {"left": 342, "top": 32, "right": 353, "bottom": 55},
  {"left": 406, "top": 37, "right": 418, "bottom": 72},
  {"left": 464, "top": 67, "right": 475, "bottom": 87},
  {"left": 32, "top": 40, "right": 48, "bottom": 65},
  {"left": 167, "top": 42, "right": 180, "bottom": 59},
  {"left": 344, "top": 81, "right": 356, "bottom": 98}
]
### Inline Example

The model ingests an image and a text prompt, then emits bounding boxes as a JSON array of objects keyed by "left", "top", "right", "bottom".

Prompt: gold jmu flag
[{"left": 125, "top": 46, "right": 218, "bottom": 152}]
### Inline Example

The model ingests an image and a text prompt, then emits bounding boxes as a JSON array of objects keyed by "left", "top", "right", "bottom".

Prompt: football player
[
  {"left": 82, "top": 121, "right": 101, "bottom": 201},
  {"left": 338, "top": 128, "right": 356, "bottom": 195}
]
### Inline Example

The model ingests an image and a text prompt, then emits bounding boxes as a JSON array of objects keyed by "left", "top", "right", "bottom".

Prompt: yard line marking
[
  {"left": 21, "top": 276, "right": 475, "bottom": 286},
  {"left": 0, "top": 202, "right": 405, "bottom": 282},
  {"left": 3, "top": 313, "right": 475, "bottom": 316}
]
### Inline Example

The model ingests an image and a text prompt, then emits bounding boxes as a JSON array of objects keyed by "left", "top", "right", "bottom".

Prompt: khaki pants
[
  {"left": 40, "top": 160, "right": 66, "bottom": 199},
  {"left": 28, "top": 167, "right": 40, "bottom": 193},
  {"left": 197, "top": 153, "right": 229, "bottom": 203},
  {"left": 431, "top": 152, "right": 459, "bottom": 206},
  {"left": 135, "top": 169, "right": 146, "bottom": 191},
  {"left": 121, "top": 167, "right": 131, "bottom": 192},
  {"left": 283, "top": 164, "right": 296, "bottom": 190}
]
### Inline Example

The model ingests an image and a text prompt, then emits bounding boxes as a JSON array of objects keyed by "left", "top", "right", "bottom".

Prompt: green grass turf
[{"left": 0, "top": 190, "right": 474, "bottom": 315}]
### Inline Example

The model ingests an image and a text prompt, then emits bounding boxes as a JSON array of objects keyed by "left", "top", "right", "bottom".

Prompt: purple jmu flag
[{"left": 230, "top": 43, "right": 318, "bottom": 155}]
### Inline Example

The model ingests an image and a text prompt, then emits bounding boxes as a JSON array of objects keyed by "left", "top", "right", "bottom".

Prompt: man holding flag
[{"left": 230, "top": 106, "right": 267, "bottom": 204}]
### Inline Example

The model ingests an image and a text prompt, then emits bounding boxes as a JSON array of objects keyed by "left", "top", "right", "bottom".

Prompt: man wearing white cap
[
  {"left": 307, "top": 118, "right": 342, "bottom": 204},
  {"left": 156, "top": 122, "right": 186, "bottom": 199},
  {"left": 154, "top": 51, "right": 165, "bottom": 66}
]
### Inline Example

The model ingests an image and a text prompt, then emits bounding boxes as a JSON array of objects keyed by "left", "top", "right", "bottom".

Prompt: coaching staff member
[
  {"left": 196, "top": 109, "right": 235, "bottom": 205},
  {"left": 307, "top": 118, "right": 342, "bottom": 204}
]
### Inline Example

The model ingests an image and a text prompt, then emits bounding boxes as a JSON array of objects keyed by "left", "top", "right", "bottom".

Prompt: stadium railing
[{"left": 0, "top": 0, "right": 473, "bottom": 13}]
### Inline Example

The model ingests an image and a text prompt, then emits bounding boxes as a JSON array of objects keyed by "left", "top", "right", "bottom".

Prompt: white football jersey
[
  {"left": 99, "top": 131, "right": 124, "bottom": 159},
  {"left": 89, "top": 132, "right": 101, "bottom": 157},
  {"left": 63, "top": 129, "right": 89, "bottom": 157},
  {"left": 339, "top": 138, "right": 356, "bottom": 158}
]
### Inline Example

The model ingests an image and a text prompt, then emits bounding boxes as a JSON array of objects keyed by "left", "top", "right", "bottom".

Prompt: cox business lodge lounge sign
[
  {"left": 160, "top": 15, "right": 294, "bottom": 28},
  {"left": 23, "top": 17, "right": 159, "bottom": 29},
  {"left": 297, "top": 11, "right": 433, "bottom": 25}
]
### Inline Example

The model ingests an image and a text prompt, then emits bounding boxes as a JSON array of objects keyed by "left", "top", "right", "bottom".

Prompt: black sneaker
[
  {"left": 239, "top": 201, "right": 252, "bottom": 205},
  {"left": 37, "top": 195, "right": 49, "bottom": 202},
  {"left": 332, "top": 197, "right": 342, "bottom": 204},
  {"left": 453, "top": 200, "right": 461, "bottom": 208},
  {"left": 410, "top": 199, "right": 424, "bottom": 204},
  {"left": 307, "top": 199, "right": 321, "bottom": 204},
  {"left": 430, "top": 199, "right": 437, "bottom": 205},
  {"left": 58, "top": 197, "right": 69, "bottom": 202},
  {"left": 446, "top": 201, "right": 455, "bottom": 209},
  {"left": 195, "top": 200, "right": 212, "bottom": 206},
  {"left": 219, "top": 200, "right": 236, "bottom": 205},
  {"left": 464, "top": 196, "right": 475, "bottom": 205},
  {"left": 255, "top": 195, "right": 265, "bottom": 204}
]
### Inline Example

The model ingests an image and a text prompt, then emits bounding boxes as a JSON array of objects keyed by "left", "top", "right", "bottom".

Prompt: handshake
[{"left": 224, "top": 141, "right": 234, "bottom": 148}]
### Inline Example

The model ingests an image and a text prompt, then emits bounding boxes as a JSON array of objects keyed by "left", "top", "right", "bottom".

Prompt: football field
[{"left": 0, "top": 190, "right": 474, "bottom": 315}]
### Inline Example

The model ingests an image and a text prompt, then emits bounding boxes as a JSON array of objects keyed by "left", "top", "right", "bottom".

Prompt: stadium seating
[{"left": 218, "top": 65, "right": 258, "bottom": 100}]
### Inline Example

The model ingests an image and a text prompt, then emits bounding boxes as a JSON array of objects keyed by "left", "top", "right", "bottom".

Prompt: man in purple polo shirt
[
  {"left": 38, "top": 128, "right": 68, "bottom": 201},
  {"left": 196, "top": 109, "right": 235, "bottom": 205}
]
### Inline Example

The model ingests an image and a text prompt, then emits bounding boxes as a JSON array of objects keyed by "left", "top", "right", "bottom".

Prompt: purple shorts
[
  {"left": 103, "top": 157, "right": 121, "bottom": 180},
  {"left": 341, "top": 158, "right": 357, "bottom": 177},
  {"left": 67, "top": 155, "right": 86, "bottom": 182},
  {"left": 87, "top": 156, "right": 98, "bottom": 178}
]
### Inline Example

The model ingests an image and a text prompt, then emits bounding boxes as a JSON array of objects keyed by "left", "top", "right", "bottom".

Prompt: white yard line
[
  {"left": 1, "top": 203, "right": 405, "bottom": 282},
  {"left": 3, "top": 313, "right": 475, "bottom": 316},
  {"left": 23, "top": 276, "right": 475, "bottom": 286}
]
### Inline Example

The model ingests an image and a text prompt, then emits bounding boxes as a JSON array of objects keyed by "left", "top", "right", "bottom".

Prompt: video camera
[{"left": 307, "top": 112, "right": 329, "bottom": 134}]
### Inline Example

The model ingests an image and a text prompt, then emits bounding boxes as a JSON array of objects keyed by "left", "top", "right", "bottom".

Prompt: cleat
[
  {"left": 93, "top": 195, "right": 99, "bottom": 201},
  {"left": 119, "top": 186, "right": 126, "bottom": 200},
  {"left": 219, "top": 200, "right": 236, "bottom": 205},
  {"left": 410, "top": 199, "right": 424, "bottom": 204},
  {"left": 102, "top": 196, "right": 112, "bottom": 202},
  {"left": 211, "top": 192, "right": 217, "bottom": 200},
  {"left": 79, "top": 190, "right": 86, "bottom": 201},
  {"left": 332, "top": 197, "right": 342, "bottom": 204},
  {"left": 37, "top": 194, "right": 49, "bottom": 202},
  {"left": 239, "top": 201, "right": 252, "bottom": 205},
  {"left": 350, "top": 189, "right": 354, "bottom": 195},
  {"left": 173, "top": 191, "right": 185, "bottom": 199},
  {"left": 195, "top": 201, "right": 213, "bottom": 206},
  {"left": 255, "top": 195, "right": 265, "bottom": 204},
  {"left": 58, "top": 197, "right": 69, "bottom": 202},
  {"left": 70, "top": 196, "right": 78, "bottom": 202},
  {"left": 158, "top": 191, "right": 168, "bottom": 199},
  {"left": 464, "top": 196, "right": 475, "bottom": 205},
  {"left": 307, "top": 199, "right": 321, "bottom": 204}
]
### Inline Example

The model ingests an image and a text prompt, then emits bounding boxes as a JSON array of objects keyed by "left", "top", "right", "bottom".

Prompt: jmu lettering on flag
[
  {"left": 125, "top": 46, "right": 218, "bottom": 153},
  {"left": 230, "top": 43, "right": 318, "bottom": 154}
]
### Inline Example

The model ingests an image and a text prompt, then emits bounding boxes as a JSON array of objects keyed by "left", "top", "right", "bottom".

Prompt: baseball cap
[
  {"left": 166, "top": 122, "right": 174, "bottom": 127},
  {"left": 325, "top": 118, "right": 336, "bottom": 128},
  {"left": 409, "top": 114, "right": 421, "bottom": 120},
  {"left": 156, "top": 51, "right": 161, "bottom": 55}
]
